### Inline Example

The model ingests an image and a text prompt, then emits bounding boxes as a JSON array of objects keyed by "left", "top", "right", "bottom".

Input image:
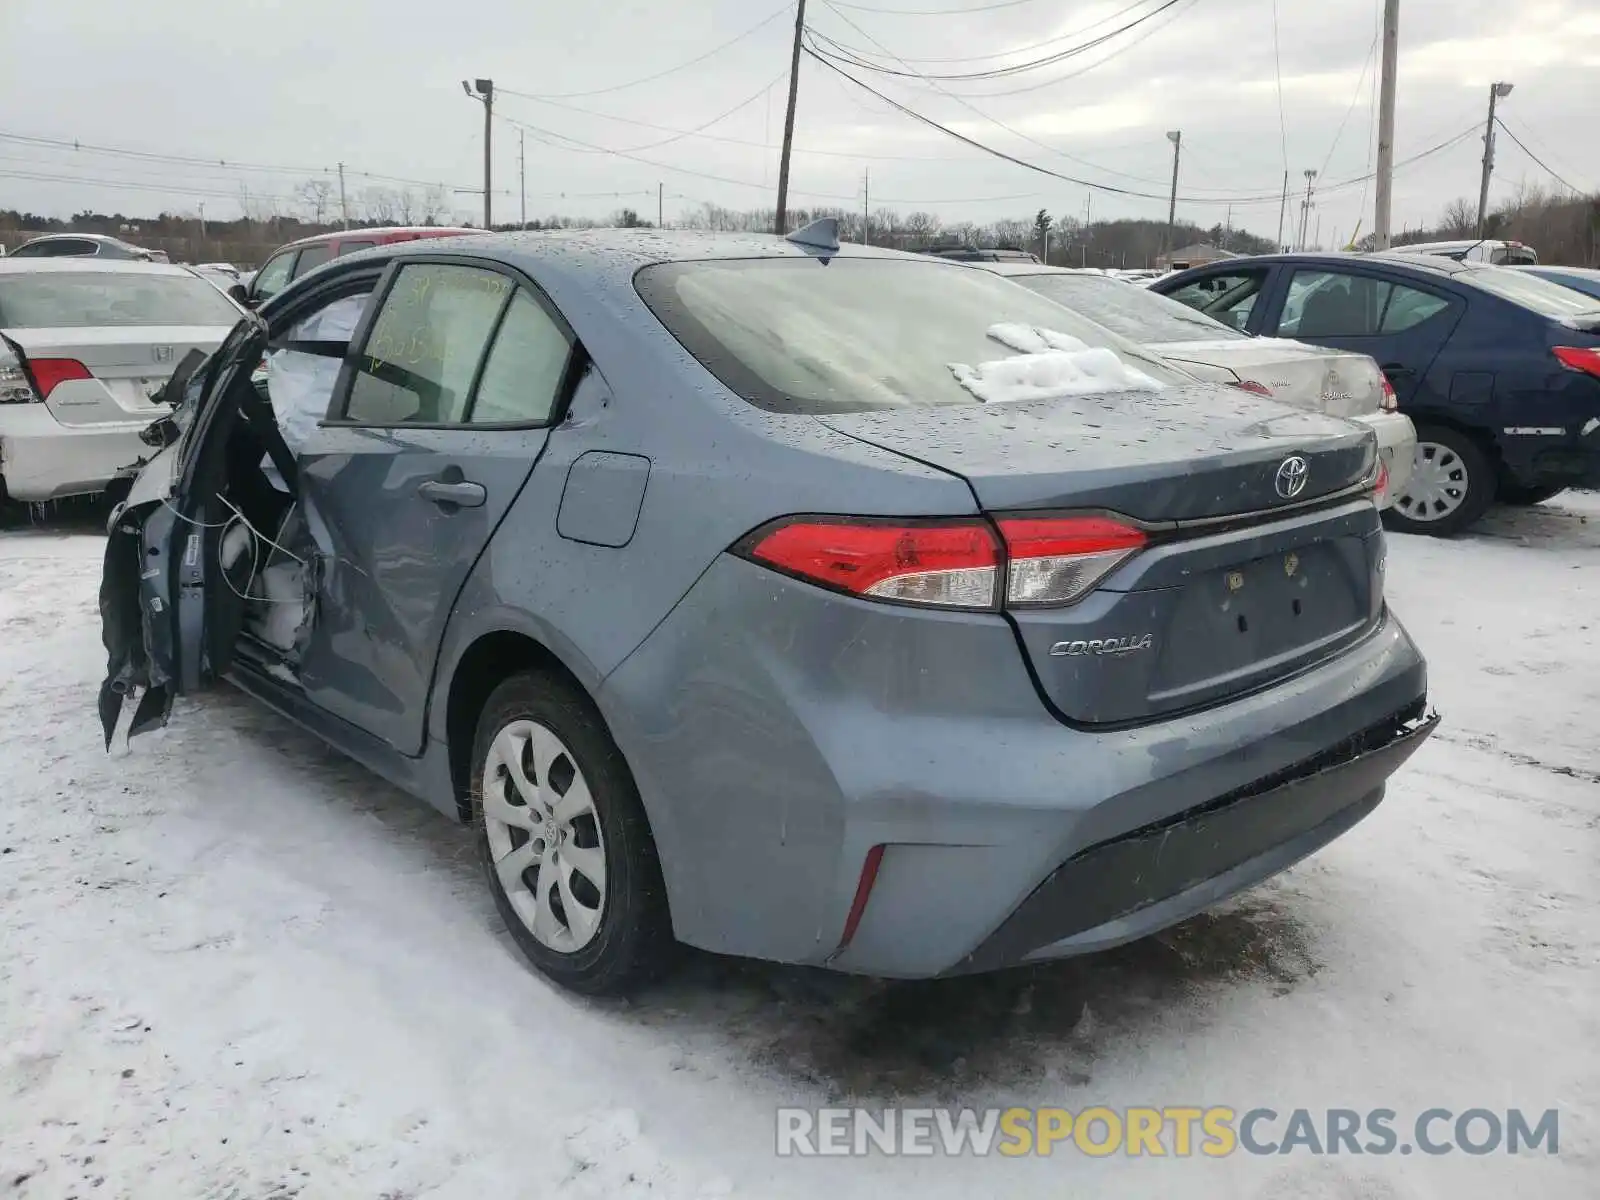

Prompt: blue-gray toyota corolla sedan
[{"left": 96, "top": 224, "right": 1436, "bottom": 994}]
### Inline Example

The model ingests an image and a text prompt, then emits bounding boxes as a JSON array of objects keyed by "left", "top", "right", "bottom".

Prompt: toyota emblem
[{"left": 1274, "top": 455, "right": 1309, "bottom": 500}]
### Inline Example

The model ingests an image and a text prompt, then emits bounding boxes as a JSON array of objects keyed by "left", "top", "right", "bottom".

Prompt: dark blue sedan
[{"left": 1154, "top": 252, "right": 1600, "bottom": 535}]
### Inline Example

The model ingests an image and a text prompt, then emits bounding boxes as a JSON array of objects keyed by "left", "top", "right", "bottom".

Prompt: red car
[{"left": 244, "top": 226, "right": 478, "bottom": 305}]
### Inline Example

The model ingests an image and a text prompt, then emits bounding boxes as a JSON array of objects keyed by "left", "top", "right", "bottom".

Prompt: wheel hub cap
[
  {"left": 1394, "top": 440, "right": 1469, "bottom": 522},
  {"left": 481, "top": 720, "right": 608, "bottom": 953}
]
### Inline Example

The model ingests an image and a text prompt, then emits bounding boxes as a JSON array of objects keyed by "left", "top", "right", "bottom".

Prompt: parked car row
[{"left": 1152, "top": 252, "right": 1600, "bottom": 535}]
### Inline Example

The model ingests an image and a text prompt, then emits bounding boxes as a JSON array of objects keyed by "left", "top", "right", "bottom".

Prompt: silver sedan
[{"left": 0, "top": 259, "right": 242, "bottom": 503}]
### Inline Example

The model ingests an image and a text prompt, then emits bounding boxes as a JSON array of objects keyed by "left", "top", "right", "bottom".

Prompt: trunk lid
[
  {"left": 819, "top": 386, "right": 1384, "bottom": 726},
  {"left": 1150, "top": 338, "right": 1386, "bottom": 418},
  {"left": 4, "top": 325, "right": 229, "bottom": 426},
  {"left": 816, "top": 383, "right": 1376, "bottom": 522}
]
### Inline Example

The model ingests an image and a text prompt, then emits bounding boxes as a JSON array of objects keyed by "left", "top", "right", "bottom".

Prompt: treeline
[{"left": 1374, "top": 186, "right": 1598, "bottom": 265}]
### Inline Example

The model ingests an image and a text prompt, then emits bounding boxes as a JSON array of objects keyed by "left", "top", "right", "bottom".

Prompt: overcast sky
[{"left": 1, "top": 0, "right": 1595, "bottom": 246}]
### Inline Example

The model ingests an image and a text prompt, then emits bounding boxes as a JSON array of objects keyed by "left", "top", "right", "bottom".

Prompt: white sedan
[
  {"left": 0, "top": 259, "right": 242, "bottom": 504},
  {"left": 979, "top": 263, "right": 1417, "bottom": 507}
]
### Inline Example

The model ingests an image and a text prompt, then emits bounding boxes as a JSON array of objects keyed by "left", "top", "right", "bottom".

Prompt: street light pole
[
  {"left": 1298, "top": 169, "right": 1318, "bottom": 251},
  {"left": 1476, "top": 81, "right": 1514, "bottom": 238},
  {"left": 462, "top": 78, "right": 495, "bottom": 229},
  {"left": 1372, "top": 0, "right": 1400, "bottom": 249},
  {"left": 1163, "top": 130, "right": 1181, "bottom": 258},
  {"left": 774, "top": 0, "right": 809, "bottom": 235}
]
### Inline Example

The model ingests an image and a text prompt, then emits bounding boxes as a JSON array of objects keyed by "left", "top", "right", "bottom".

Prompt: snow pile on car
[{"left": 949, "top": 324, "right": 1166, "bottom": 403}]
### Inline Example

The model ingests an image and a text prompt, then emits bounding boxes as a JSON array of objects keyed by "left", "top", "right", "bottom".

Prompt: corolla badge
[
  {"left": 1049, "top": 634, "right": 1155, "bottom": 658},
  {"left": 1274, "top": 455, "right": 1309, "bottom": 500}
]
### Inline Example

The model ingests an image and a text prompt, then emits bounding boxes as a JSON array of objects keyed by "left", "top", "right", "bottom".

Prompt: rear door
[
  {"left": 296, "top": 256, "right": 580, "bottom": 754},
  {"left": 1264, "top": 265, "right": 1464, "bottom": 406}
]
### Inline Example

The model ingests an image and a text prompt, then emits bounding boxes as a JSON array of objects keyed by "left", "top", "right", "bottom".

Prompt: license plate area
[{"left": 1147, "top": 541, "right": 1369, "bottom": 700}]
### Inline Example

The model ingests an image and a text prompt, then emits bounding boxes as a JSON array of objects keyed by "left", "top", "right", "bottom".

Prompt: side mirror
[{"left": 227, "top": 283, "right": 250, "bottom": 306}]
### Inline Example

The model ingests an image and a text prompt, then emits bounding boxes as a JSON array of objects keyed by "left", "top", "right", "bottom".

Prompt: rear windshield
[
  {"left": 1461, "top": 266, "right": 1600, "bottom": 321},
  {"left": 1011, "top": 271, "right": 1243, "bottom": 345},
  {"left": 0, "top": 271, "right": 242, "bottom": 329},
  {"left": 636, "top": 257, "right": 1190, "bottom": 413}
]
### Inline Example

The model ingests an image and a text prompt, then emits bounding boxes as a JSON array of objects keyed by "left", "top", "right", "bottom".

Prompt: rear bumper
[
  {"left": 601, "top": 554, "right": 1431, "bottom": 978},
  {"left": 0, "top": 404, "right": 156, "bottom": 501},
  {"left": 953, "top": 706, "right": 1436, "bottom": 973},
  {"left": 1356, "top": 411, "right": 1416, "bottom": 508},
  {"left": 1498, "top": 421, "right": 1600, "bottom": 488}
]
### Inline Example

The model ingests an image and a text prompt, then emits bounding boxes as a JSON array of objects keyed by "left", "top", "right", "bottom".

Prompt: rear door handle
[{"left": 417, "top": 478, "right": 486, "bottom": 508}]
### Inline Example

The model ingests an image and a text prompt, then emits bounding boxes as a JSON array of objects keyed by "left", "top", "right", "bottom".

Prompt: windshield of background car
[
  {"left": 1012, "top": 272, "right": 1243, "bottom": 344},
  {"left": 635, "top": 257, "right": 1191, "bottom": 413},
  {"left": 0, "top": 271, "right": 243, "bottom": 329},
  {"left": 1462, "top": 266, "right": 1600, "bottom": 321}
]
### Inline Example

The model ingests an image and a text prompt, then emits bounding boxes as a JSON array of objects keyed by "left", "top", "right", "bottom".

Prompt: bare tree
[
  {"left": 395, "top": 189, "right": 418, "bottom": 225},
  {"left": 361, "top": 187, "right": 398, "bottom": 224},
  {"left": 295, "top": 179, "right": 335, "bottom": 224},
  {"left": 1439, "top": 197, "right": 1477, "bottom": 238},
  {"left": 421, "top": 185, "right": 450, "bottom": 225}
]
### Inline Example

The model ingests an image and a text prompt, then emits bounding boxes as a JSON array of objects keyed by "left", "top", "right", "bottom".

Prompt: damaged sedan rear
[{"left": 97, "top": 224, "right": 1437, "bottom": 995}]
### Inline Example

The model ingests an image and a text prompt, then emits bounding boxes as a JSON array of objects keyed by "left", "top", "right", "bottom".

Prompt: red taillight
[
  {"left": 742, "top": 517, "right": 1002, "bottom": 609},
  {"left": 1379, "top": 374, "right": 1399, "bottom": 411},
  {"left": 1231, "top": 379, "right": 1274, "bottom": 397},
  {"left": 1553, "top": 346, "right": 1600, "bottom": 380},
  {"left": 997, "top": 515, "right": 1147, "bottom": 606},
  {"left": 26, "top": 358, "right": 93, "bottom": 398},
  {"left": 1373, "top": 459, "right": 1390, "bottom": 502},
  {"left": 738, "top": 512, "right": 1149, "bottom": 610}
]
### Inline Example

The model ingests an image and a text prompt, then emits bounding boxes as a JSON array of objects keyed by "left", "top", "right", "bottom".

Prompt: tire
[
  {"left": 1497, "top": 481, "right": 1566, "bottom": 507},
  {"left": 470, "top": 670, "right": 674, "bottom": 995},
  {"left": 1382, "top": 425, "right": 1496, "bottom": 537}
]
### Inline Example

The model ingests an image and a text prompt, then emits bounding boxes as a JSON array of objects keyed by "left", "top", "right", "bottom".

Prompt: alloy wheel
[
  {"left": 481, "top": 719, "right": 607, "bottom": 953},
  {"left": 1393, "top": 439, "right": 1470, "bottom": 523}
]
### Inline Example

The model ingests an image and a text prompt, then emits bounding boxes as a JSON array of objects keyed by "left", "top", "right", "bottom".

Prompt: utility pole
[
  {"left": 774, "top": 0, "right": 808, "bottom": 235},
  {"left": 197, "top": 202, "right": 206, "bottom": 239},
  {"left": 518, "top": 129, "right": 526, "bottom": 230},
  {"left": 658, "top": 182, "right": 664, "bottom": 230},
  {"left": 862, "top": 169, "right": 869, "bottom": 245},
  {"left": 1298, "top": 169, "right": 1318, "bottom": 251},
  {"left": 462, "top": 78, "right": 495, "bottom": 229},
  {"left": 1372, "top": 0, "right": 1400, "bottom": 248},
  {"left": 1276, "top": 170, "right": 1289, "bottom": 251},
  {"left": 1477, "top": 82, "right": 1514, "bottom": 238},
  {"left": 1224, "top": 203, "right": 1233, "bottom": 251},
  {"left": 1163, "top": 130, "right": 1181, "bottom": 258},
  {"left": 337, "top": 163, "right": 348, "bottom": 230}
]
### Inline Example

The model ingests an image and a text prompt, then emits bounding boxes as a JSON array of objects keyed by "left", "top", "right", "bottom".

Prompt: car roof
[
  {"left": 17, "top": 232, "right": 129, "bottom": 245},
  {"left": 973, "top": 262, "right": 1104, "bottom": 278},
  {"left": 1522, "top": 264, "right": 1600, "bottom": 279},
  {"left": 281, "top": 225, "right": 480, "bottom": 250},
  {"left": 365, "top": 226, "right": 940, "bottom": 277},
  {"left": 1166, "top": 251, "right": 1469, "bottom": 279},
  {"left": 0, "top": 257, "right": 195, "bottom": 277}
]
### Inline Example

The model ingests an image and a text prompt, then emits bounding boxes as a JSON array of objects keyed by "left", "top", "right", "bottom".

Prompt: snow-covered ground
[{"left": 2, "top": 498, "right": 1596, "bottom": 1199}]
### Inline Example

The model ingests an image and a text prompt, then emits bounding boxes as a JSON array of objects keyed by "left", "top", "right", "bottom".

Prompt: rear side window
[
  {"left": 293, "top": 243, "right": 335, "bottom": 277},
  {"left": 1279, "top": 271, "right": 1389, "bottom": 337},
  {"left": 13, "top": 238, "right": 98, "bottom": 258},
  {"left": 1462, "top": 266, "right": 1600, "bottom": 320},
  {"left": 1015, "top": 272, "right": 1242, "bottom": 344},
  {"left": 0, "top": 271, "right": 244, "bottom": 328},
  {"left": 470, "top": 289, "right": 573, "bottom": 424},
  {"left": 1381, "top": 286, "right": 1450, "bottom": 332},
  {"left": 636, "top": 257, "right": 1186, "bottom": 413},
  {"left": 335, "top": 240, "right": 378, "bottom": 257},
  {"left": 344, "top": 262, "right": 512, "bottom": 424}
]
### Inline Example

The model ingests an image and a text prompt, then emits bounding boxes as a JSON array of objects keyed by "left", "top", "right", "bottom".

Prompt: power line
[
  {"left": 809, "top": 0, "right": 1205, "bottom": 189},
  {"left": 1269, "top": 0, "right": 1289, "bottom": 179},
  {"left": 1317, "top": 27, "right": 1380, "bottom": 180},
  {"left": 806, "top": 47, "right": 1482, "bottom": 207},
  {"left": 1495, "top": 118, "right": 1587, "bottom": 195},
  {"left": 498, "top": 2, "right": 794, "bottom": 100},
  {"left": 827, "top": 0, "right": 1068, "bottom": 14},
  {"left": 0, "top": 130, "right": 477, "bottom": 192},
  {"left": 809, "top": 0, "right": 1156, "bottom": 65},
  {"left": 806, "top": 0, "right": 1186, "bottom": 82}
]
